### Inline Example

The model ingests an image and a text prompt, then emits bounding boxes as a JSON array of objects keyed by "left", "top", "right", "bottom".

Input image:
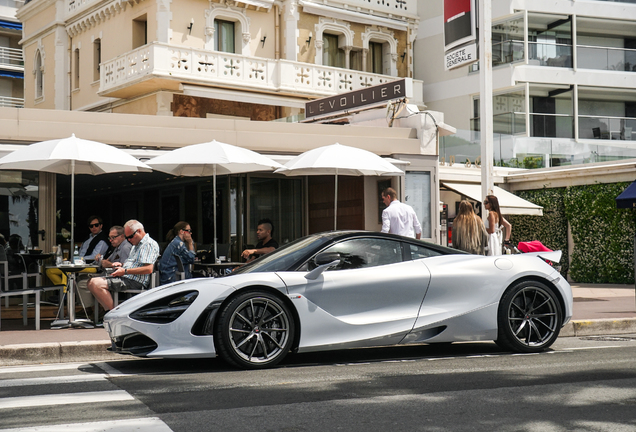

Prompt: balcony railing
[
  {"left": 492, "top": 40, "right": 524, "bottom": 67},
  {"left": 578, "top": 45, "right": 636, "bottom": 72},
  {"left": 579, "top": 115, "right": 635, "bottom": 141},
  {"left": 471, "top": 112, "right": 526, "bottom": 135},
  {"left": 0, "top": 47, "right": 24, "bottom": 68},
  {"left": 99, "top": 43, "right": 419, "bottom": 99},
  {"left": 0, "top": 96, "right": 24, "bottom": 108},
  {"left": 528, "top": 42, "right": 572, "bottom": 68}
]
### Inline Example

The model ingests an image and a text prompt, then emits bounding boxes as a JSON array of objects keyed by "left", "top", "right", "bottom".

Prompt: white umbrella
[
  {"left": 0, "top": 134, "right": 152, "bottom": 252},
  {"left": 146, "top": 140, "right": 283, "bottom": 260},
  {"left": 275, "top": 143, "right": 404, "bottom": 230}
]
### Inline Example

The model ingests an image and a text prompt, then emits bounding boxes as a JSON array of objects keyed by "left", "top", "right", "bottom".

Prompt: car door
[{"left": 276, "top": 237, "right": 431, "bottom": 351}]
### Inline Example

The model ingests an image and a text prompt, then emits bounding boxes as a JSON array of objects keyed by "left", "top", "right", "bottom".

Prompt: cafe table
[
  {"left": 18, "top": 251, "right": 54, "bottom": 286},
  {"left": 49, "top": 263, "right": 99, "bottom": 329},
  {"left": 194, "top": 262, "right": 242, "bottom": 277}
]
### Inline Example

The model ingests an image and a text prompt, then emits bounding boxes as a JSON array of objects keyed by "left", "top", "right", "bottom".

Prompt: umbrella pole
[
  {"left": 70, "top": 161, "right": 75, "bottom": 260},
  {"left": 213, "top": 165, "right": 218, "bottom": 262},
  {"left": 334, "top": 170, "right": 338, "bottom": 230}
]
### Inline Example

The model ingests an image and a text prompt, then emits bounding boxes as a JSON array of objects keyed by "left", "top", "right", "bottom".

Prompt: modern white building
[
  {"left": 416, "top": 0, "right": 636, "bottom": 171},
  {"left": 0, "top": 0, "right": 23, "bottom": 108}
]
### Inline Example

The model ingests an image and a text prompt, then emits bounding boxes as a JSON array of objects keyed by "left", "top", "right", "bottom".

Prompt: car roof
[{"left": 308, "top": 230, "right": 465, "bottom": 255}]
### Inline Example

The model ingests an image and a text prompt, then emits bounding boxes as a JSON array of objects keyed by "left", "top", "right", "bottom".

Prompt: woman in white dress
[{"left": 483, "top": 195, "right": 512, "bottom": 256}]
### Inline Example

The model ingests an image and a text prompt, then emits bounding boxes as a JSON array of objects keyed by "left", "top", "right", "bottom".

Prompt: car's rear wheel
[
  {"left": 215, "top": 290, "right": 295, "bottom": 369},
  {"left": 496, "top": 281, "right": 562, "bottom": 353}
]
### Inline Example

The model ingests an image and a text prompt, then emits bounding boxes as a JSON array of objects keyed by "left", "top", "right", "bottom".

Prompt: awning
[
  {"left": 616, "top": 180, "right": 636, "bottom": 209},
  {"left": 0, "top": 71, "right": 23, "bottom": 79},
  {"left": 441, "top": 182, "right": 543, "bottom": 216},
  {"left": 0, "top": 20, "right": 21, "bottom": 31}
]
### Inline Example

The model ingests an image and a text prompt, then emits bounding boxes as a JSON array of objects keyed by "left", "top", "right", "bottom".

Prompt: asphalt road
[{"left": 2, "top": 336, "right": 636, "bottom": 431}]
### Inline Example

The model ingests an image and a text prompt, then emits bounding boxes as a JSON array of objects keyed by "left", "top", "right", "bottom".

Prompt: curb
[
  {"left": 2, "top": 318, "right": 636, "bottom": 366},
  {"left": 560, "top": 318, "right": 636, "bottom": 338},
  {"left": 0, "top": 341, "right": 119, "bottom": 367}
]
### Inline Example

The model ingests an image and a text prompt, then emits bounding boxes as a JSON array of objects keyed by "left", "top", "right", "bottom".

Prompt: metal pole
[
  {"left": 334, "top": 169, "right": 338, "bottom": 230},
  {"left": 213, "top": 165, "right": 218, "bottom": 262},
  {"left": 479, "top": 0, "right": 494, "bottom": 209},
  {"left": 70, "top": 160, "right": 75, "bottom": 258}
]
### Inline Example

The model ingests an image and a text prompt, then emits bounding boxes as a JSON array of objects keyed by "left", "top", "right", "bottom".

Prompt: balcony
[
  {"left": 0, "top": 47, "right": 24, "bottom": 70},
  {"left": 578, "top": 45, "right": 636, "bottom": 72},
  {"left": 0, "top": 96, "right": 24, "bottom": 108},
  {"left": 99, "top": 42, "right": 421, "bottom": 101}
]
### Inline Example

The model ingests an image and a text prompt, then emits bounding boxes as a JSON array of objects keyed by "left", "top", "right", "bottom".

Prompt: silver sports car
[{"left": 104, "top": 231, "right": 572, "bottom": 369}]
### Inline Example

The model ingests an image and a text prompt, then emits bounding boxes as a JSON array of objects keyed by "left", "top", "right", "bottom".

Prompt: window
[
  {"left": 93, "top": 39, "right": 101, "bottom": 82},
  {"left": 323, "top": 34, "right": 344, "bottom": 68},
  {"left": 215, "top": 19, "right": 235, "bottom": 53},
  {"left": 73, "top": 49, "right": 80, "bottom": 90},
  {"left": 133, "top": 15, "right": 147, "bottom": 49},
  {"left": 350, "top": 50, "right": 363, "bottom": 71},
  {"left": 367, "top": 42, "right": 383, "bottom": 74},
  {"left": 34, "top": 50, "right": 43, "bottom": 99},
  {"left": 321, "top": 238, "right": 403, "bottom": 271},
  {"left": 407, "top": 243, "right": 441, "bottom": 260}
]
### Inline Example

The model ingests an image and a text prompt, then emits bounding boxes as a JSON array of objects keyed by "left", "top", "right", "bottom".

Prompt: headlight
[{"left": 130, "top": 291, "right": 199, "bottom": 324}]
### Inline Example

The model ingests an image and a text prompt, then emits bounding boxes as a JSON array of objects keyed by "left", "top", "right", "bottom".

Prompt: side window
[
  {"left": 321, "top": 238, "right": 403, "bottom": 271},
  {"left": 407, "top": 243, "right": 442, "bottom": 260}
]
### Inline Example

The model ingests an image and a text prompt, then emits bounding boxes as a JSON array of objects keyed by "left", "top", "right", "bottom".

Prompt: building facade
[
  {"left": 416, "top": 0, "right": 636, "bottom": 170},
  {"left": 0, "top": 0, "right": 23, "bottom": 108},
  {"left": 17, "top": 0, "right": 422, "bottom": 117}
]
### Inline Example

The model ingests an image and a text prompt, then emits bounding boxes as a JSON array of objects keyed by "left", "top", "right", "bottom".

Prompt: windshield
[{"left": 231, "top": 235, "right": 328, "bottom": 274}]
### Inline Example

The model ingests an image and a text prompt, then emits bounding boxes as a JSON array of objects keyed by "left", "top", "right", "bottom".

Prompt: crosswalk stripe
[
  {"left": 0, "top": 417, "right": 173, "bottom": 432},
  {"left": 0, "top": 390, "right": 134, "bottom": 409},
  {"left": 0, "top": 363, "right": 87, "bottom": 375},
  {"left": 0, "top": 374, "right": 107, "bottom": 388}
]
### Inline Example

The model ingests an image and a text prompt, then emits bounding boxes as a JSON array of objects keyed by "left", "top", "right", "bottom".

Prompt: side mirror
[
  {"left": 305, "top": 252, "right": 342, "bottom": 280},
  {"left": 315, "top": 252, "right": 341, "bottom": 266}
]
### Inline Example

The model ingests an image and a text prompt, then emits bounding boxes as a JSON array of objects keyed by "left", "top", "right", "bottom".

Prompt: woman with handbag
[{"left": 483, "top": 195, "right": 512, "bottom": 256}]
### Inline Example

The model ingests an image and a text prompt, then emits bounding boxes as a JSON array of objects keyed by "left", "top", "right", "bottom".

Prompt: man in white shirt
[{"left": 381, "top": 187, "right": 422, "bottom": 239}]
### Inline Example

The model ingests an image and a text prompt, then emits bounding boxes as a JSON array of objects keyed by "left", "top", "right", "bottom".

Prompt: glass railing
[
  {"left": 578, "top": 115, "right": 636, "bottom": 141},
  {"left": 577, "top": 45, "right": 636, "bottom": 72},
  {"left": 441, "top": 129, "right": 636, "bottom": 170},
  {"left": 528, "top": 42, "right": 572, "bottom": 68},
  {"left": 492, "top": 40, "right": 524, "bottom": 67},
  {"left": 471, "top": 112, "right": 526, "bottom": 135},
  {"left": 529, "top": 113, "right": 574, "bottom": 138}
]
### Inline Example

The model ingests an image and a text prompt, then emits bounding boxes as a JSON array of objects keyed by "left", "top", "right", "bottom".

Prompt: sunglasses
[
  {"left": 182, "top": 229, "right": 192, "bottom": 233},
  {"left": 89, "top": 223, "right": 101, "bottom": 228},
  {"left": 108, "top": 235, "right": 122, "bottom": 241},
  {"left": 125, "top": 230, "right": 138, "bottom": 240}
]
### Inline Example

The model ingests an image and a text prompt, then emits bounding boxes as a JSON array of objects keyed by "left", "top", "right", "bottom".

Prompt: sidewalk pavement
[{"left": 0, "top": 283, "right": 635, "bottom": 366}]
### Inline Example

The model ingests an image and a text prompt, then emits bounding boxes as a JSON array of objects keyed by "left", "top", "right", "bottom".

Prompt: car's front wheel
[
  {"left": 496, "top": 281, "right": 562, "bottom": 353},
  {"left": 215, "top": 290, "right": 295, "bottom": 369}
]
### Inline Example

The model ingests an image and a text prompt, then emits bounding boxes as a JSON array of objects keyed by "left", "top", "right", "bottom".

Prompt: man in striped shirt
[{"left": 88, "top": 219, "right": 160, "bottom": 312}]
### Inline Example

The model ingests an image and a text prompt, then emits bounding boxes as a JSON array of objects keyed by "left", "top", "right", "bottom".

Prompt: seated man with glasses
[
  {"left": 88, "top": 219, "right": 160, "bottom": 313},
  {"left": 158, "top": 221, "right": 196, "bottom": 285},
  {"left": 46, "top": 215, "right": 110, "bottom": 286},
  {"left": 77, "top": 225, "right": 133, "bottom": 310}
]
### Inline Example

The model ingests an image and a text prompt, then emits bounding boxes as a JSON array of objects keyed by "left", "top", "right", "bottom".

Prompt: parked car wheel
[
  {"left": 215, "top": 290, "right": 295, "bottom": 369},
  {"left": 496, "top": 281, "right": 562, "bottom": 353}
]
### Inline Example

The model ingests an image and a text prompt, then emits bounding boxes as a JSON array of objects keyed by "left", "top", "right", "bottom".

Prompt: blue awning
[
  {"left": 616, "top": 181, "right": 636, "bottom": 208},
  {"left": 0, "top": 70, "right": 23, "bottom": 79},
  {"left": 0, "top": 20, "right": 22, "bottom": 31}
]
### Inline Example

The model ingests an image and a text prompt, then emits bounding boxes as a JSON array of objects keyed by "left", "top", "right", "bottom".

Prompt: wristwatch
[{"left": 124, "top": 268, "right": 127, "bottom": 274}]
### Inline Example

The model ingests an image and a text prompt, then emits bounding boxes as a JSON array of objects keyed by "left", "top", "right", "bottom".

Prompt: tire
[
  {"left": 215, "top": 290, "right": 295, "bottom": 369},
  {"left": 495, "top": 281, "right": 562, "bottom": 353}
]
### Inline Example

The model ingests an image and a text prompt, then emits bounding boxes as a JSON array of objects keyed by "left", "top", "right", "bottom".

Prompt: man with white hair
[{"left": 88, "top": 219, "right": 159, "bottom": 313}]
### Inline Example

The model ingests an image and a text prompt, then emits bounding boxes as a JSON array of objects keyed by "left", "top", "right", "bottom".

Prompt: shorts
[{"left": 105, "top": 276, "right": 145, "bottom": 293}]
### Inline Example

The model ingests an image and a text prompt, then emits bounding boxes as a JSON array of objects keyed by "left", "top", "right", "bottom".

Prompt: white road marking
[
  {"left": 0, "top": 374, "right": 107, "bottom": 388},
  {"left": 0, "top": 390, "right": 133, "bottom": 409},
  {"left": 92, "top": 361, "right": 129, "bottom": 377},
  {"left": 0, "top": 363, "right": 87, "bottom": 375},
  {"left": 565, "top": 345, "right": 622, "bottom": 350},
  {"left": 0, "top": 417, "right": 173, "bottom": 432}
]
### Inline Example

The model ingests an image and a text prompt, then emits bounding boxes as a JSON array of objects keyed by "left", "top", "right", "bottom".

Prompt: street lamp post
[{"left": 479, "top": 0, "right": 494, "bottom": 210}]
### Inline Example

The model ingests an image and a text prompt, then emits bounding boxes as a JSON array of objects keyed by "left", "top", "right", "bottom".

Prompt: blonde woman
[
  {"left": 483, "top": 195, "right": 512, "bottom": 256},
  {"left": 453, "top": 200, "right": 489, "bottom": 255}
]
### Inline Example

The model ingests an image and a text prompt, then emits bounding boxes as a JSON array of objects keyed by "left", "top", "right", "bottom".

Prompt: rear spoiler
[{"left": 523, "top": 250, "right": 562, "bottom": 263}]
